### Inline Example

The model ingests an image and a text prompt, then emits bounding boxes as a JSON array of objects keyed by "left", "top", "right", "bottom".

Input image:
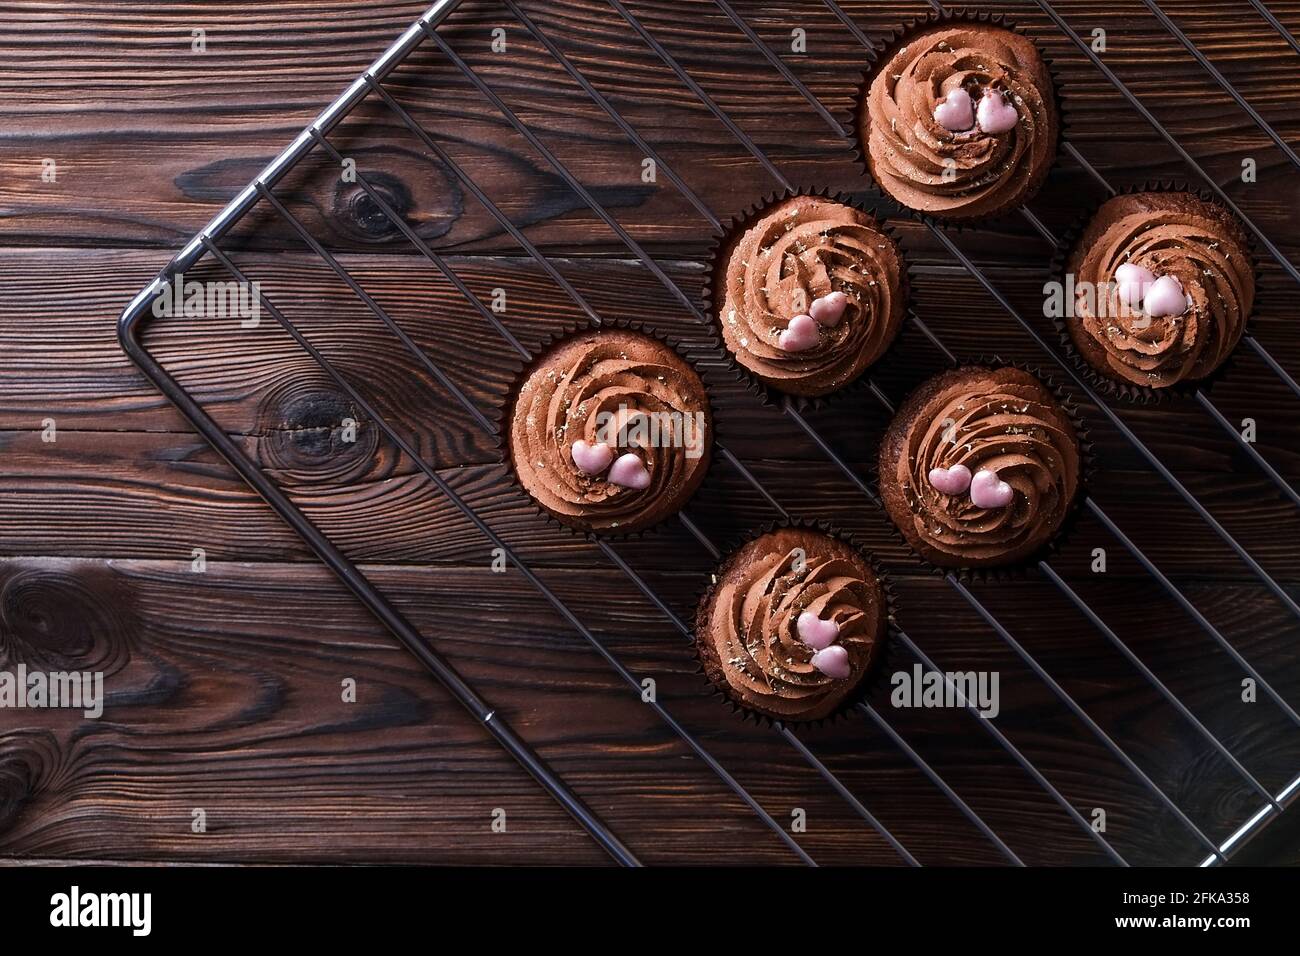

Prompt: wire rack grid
[{"left": 117, "top": 0, "right": 1300, "bottom": 866}]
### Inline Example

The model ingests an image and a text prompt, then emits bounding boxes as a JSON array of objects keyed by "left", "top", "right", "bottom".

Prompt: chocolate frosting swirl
[
  {"left": 716, "top": 196, "right": 905, "bottom": 396},
  {"left": 862, "top": 24, "right": 1057, "bottom": 220},
  {"left": 880, "top": 367, "right": 1080, "bottom": 568},
  {"left": 696, "top": 529, "right": 886, "bottom": 722},
  {"left": 1065, "top": 191, "right": 1254, "bottom": 389},
  {"left": 509, "top": 330, "right": 711, "bottom": 534}
]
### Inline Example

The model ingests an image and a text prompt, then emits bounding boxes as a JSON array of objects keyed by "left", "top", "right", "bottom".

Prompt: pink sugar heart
[
  {"left": 928, "top": 463, "right": 972, "bottom": 496},
  {"left": 810, "top": 645, "right": 851, "bottom": 680},
  {"left": 571, "top": 439, "right": 614, "bottom": 476},
  {"left": 933, "top": 88, "right": 975, "bottom": 132},
  {"left": 976, "top": 91, "right": 1018, "bottom": 134},
  {"left": 809, "top": 291, "right": 848, "bottom": 327},
  {"left": 778, "top": 313, "right": 820, "bottom": 352},
  {"left": 970, "top": 468, "right": 1014, "bottom": 509},
  {"left": 1143, "top": 274, "right": 1190, "bottom": 318},
  {"left": 796, "top": 610, "right": 840, "bottom": 651},
  {"left": 1114, "top": 262, "right": 1155, "bottom": 311},
  {"left": 607, "top": 452, "right": 650, "bottom": 490}
]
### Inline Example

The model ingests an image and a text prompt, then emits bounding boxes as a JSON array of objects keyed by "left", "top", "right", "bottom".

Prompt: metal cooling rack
[{"left": 117, "top": 0, "right": 1300, "bottom": 866}]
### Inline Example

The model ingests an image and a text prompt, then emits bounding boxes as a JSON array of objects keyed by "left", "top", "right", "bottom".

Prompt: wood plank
[
  {"left": 6, "top": 248, "right": 1300, "bottom": 470},
  {"left": 2, "top": 556, "right": 1295, "bottom": 864},
  {"left": 3, "top": 1, "right": 1300, "bottom": 256}
]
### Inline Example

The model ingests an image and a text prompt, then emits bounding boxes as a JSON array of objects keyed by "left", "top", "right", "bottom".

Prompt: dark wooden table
[{"left": 2, "top": 0, "right": 1299, "bottom": 866}]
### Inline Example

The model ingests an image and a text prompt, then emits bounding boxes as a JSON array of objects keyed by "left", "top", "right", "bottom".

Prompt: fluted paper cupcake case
[
  {"left": 1047, "top": 179, "right": 1261, "bottom": 405},
  {"left": 690, "top": 516, "right": 902, "bottom": 729},
  {"left": 495, "top": 316, "right": 726, "bottom": 543},
  {"left": 868, "top": 355, "right": 1096, "bottom": 584},
  {"left": 847, "top": 6, "right": 1067, "bottom": 231},
  {"left": 700, "top": 185, "right": 916, "bottom": 412}
]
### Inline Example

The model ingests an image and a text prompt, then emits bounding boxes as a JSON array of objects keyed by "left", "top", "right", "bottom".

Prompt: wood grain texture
[{"left": 1, "top": 0, "right": 1299, "bottom": 866}]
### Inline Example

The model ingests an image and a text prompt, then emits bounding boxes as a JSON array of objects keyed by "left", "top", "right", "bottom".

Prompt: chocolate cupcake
[
  {"left": 713, "top": 195, "right": 906, "bottom": 397},
  {"left": 859, "top": 22, "right": 1058, "bottom": 221},
  {"left": 695, "top": 527, "right": 887, "bottom": 722},
  {"left": 507, "top": 328, "right": 712, "bottom": 535},
  {"left": 879, "top": 366, "right": 1081, "bottom": 569},
  {"left": 1063, "top": 191, "right": 1254, "bottom": 391}
]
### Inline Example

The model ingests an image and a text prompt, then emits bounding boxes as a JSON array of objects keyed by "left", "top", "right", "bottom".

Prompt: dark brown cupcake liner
[
  {"left": 868, "top": 356, "right": 1096, "bottom": 584},
  {"left": 847, "top": 6, "right": 1066, "bottom": 231},
  {"left": 700, "top": 185, "right": 914, "bottom": 412},
  {"left": 1047, "top": 179, "right": 1260, "bottom": 405},
  {"left": 689, "top": 516, "right": 901, "bottom": 729},
  {"left": 495, "top": 316, "right": 723, "bottom": 543}
]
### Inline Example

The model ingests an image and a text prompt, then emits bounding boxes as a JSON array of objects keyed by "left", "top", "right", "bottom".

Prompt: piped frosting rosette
[
  {"left": 1064, "top": 191, "right": 1254, "bottom": 390},
  {"left": 695, "top": 527, "right": 887, "bottom": 722},
  {"left": 860, "top": 21, "right": 1058, "bottom": 221},
  {"left": 508, "top": 329, "right": 712, "bottom": 535},
  {"left": 714, "top": 195, "right": 906, "bottom": 397},
  {"left": 880, "top": 366, "right": 1081, "bottom": 569}
]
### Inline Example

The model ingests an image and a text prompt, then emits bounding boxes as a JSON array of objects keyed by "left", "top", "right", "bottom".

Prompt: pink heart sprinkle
[
  {"left": 796, "top": 610, "right": 840, "bottom": 651},
  {"left": 928, "top": 463, "right": 972, "bottom": 496},
  {"left": 1114, "top": 262, "right": 1155, "bottom": 312},
  {"left": 777, "top": 313, "right": 820, "bottom": 352},
  {"left": 970, "top": 468, "right": 1014, "bottom": 509},
  {"left": 933, "top": 88, "right": 975, "bottom": 132},
  {"left": 976, "top": 91, "right": 1018, "bottom": 134},
  {"left": 607, "top": 452, "right": 650, "bottom": 490},
  {"left": 570, "top": 439, "right": 614, "bottom": 476},
  {"left": 811, "top": 645, "right": 851, "bottom": 680},
  {"left": 1143, "top": 274, "right": 1190, "bottom": 318},
  {"left": 809, "top": 291, "right": 848, "bottom": 327}
]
